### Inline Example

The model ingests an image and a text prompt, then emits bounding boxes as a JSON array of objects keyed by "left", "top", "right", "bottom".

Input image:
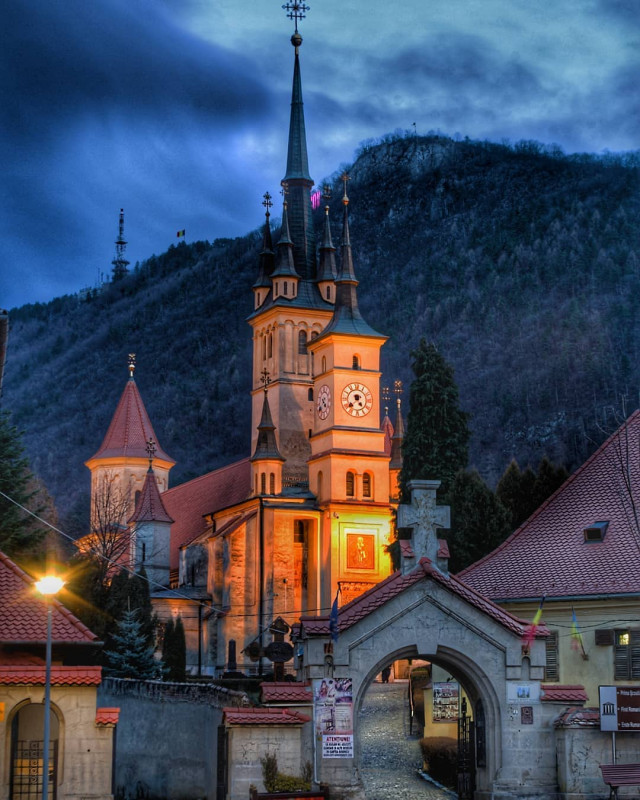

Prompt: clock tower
[{"left": 307, "top": 176, "right": 392, "bottom": 606}]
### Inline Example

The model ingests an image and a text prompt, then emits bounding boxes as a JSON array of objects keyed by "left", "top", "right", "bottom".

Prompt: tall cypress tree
[
  {"left": 399, "top": 339, "right": 470, "bottom": 501},
  {"left": 0, "top": 410, "right": 48, "bottom": 560}
]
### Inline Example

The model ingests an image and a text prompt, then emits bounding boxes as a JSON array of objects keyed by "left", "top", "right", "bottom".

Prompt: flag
[
  {"left": 571, "top": 606, "right": 586, "bottom": 656},
  {"left": 176, "top": 229, "right": 185, "bottom": 238},
  {"left": 522, "top": 596, "right": 545, "bottom": 649},
  {"left": 329, "top": 584, "right": 341, "bottom": 643}
]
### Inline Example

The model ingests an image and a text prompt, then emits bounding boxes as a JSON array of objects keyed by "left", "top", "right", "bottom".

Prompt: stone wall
[{"left": 98, "top": 678, "right": 247, "bottom": 800}]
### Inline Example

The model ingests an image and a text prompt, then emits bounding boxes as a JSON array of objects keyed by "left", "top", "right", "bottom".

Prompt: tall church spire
[{"left": 281, "top": 5, "right": 316, "bottom": 279}]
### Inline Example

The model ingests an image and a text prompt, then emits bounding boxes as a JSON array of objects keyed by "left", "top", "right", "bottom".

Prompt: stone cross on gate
[{"left": 397, "top": 480, "right": 450, "bottom": 573}]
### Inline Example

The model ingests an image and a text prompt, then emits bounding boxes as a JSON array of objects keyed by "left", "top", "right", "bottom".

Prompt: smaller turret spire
[
  {"left": 271, "top": 200, "right": 300, "bottom": 280},
  {"left": 251, "top": 372, "right": 285, "bottom": 463},
  {"left": 390, "top": 381, "right": 405, "bottom": 469},
  {"left": 337, "top": 173, "right": 357, "bottom": 283},
  {"left": 254, "top": 192, "right": 275, "bottom": 291},
  {"left": 317, "top": 185, "right": 337, "bottom": 283}
]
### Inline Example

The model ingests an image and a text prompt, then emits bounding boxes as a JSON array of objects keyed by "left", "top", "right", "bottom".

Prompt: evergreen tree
[
  {"left": 162, "top": 616, "right": 186, "bottom": 682},
  {"left": 0, "top": 410, "right": 48, "bottom": 560},
  {"left": 128, "top": 566, "right": 156, "bottom": 649},
  {"left": 531, "top": 456, "right": 568, "bottom": 510},
  {"left": 496, "top": 456, "right": 567, "bottom": 532},
  {"left": 104, "top": 608, "right": 162, "bottom": 680},
  {"left": 446, "top": 469, "right": 511, "bottom": 573},
  {"left": 399, "top": 340, "right": 470, "bottom": 501}
]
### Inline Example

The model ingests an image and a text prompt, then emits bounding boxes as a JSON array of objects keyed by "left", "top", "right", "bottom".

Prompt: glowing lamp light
[{"left": 35, "top": 576, "right": 65, "bottom": 596}]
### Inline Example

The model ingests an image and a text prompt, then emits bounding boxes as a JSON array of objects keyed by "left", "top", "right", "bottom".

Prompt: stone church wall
[{"left": 98, "top": 678, "right": 247, "bottom": 800}]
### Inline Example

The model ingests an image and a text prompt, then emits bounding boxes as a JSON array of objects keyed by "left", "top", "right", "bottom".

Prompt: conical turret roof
[
  {"left": 88, "top": 376, "right": 174, "bottom": 464},
  {"left": 251, "top": 391, "right": 285, "bottom": 462},
  {"left": 128, "top": 466, "right": 174, "bottom": 524},
  {"left": 317, "top": 204, "right": 337, "bottom": 282},
  {"left": 271, "top": 201, "right": 300, "bottom": 279},
  {"left": 253, "top": 200, "right": 275, "bottom": 289}
]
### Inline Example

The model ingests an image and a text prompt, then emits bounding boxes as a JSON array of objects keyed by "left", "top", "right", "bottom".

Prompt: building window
[
  {"left": 322, "top": 356, "right": 327, "bottom": 373},
  {"left": 326, "top": 285, "right": 331, "bottom": 300},
  {"left": 269, "top": 473, "right": 275, "bottom": 495},
  {"left": 134, "top": 489, "right": 141, "bottom": 509},
  {"left": 260, "top": 472, "right": 266, "bottom": 495},
  {"left": 363, "top": 473, "right": 372, "bottom": 498},
  {"left": 267, "top": 332, "right": 273, "bottom": 359},
  {"left": 298, "top": 330, "right": 307, "bottom": 354},
  {"left": 311, "top": 331, "right": 318, "bottom": 340},
  {"left": 317, "top": 471, "right": 323, "bottom": 499},
  {"left": 308, "top": 388, "right": 313, "bottom": 401},
  {"left": 352, "top": 355, "right": 360, "bottom": 369},
  {"left": 346, "top": 471, "right": 355, "bottom": 498},
  {"left": 275, "top": 282, "right": 279, "bottom": 295},
  {"left": 284, "top": 281, "right": 288, "bottom": 295},
  {"left": 262, "top": 335, "right": 267, "bottom": 360},
  {"left": 544, "top": 630, "right": 559, "bottom": 681},
  {"left": 615, "top": 629, "right": 640, "bottom": 679}
]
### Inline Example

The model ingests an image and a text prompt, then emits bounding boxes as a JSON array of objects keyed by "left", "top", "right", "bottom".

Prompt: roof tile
[
  {"left": 0, "top": 551, "right": 99, "bottom": 644},
  {"left": 223, "top": 706, "right": 310, "bottom": 725},
  {"left": 0, "top": 666, "right": 102, "bottom": 685},
  {"left": 260, "top": 682, "right": 312, "bottom": 704},
  {"left": 460, "top": 411, "right": 640, "bottom": 600},
  {"left": 96, "top": 707, "right": 120, "bottom": 725},
  {"left": 541, "top": 684, "right": 588, "bottom": 702}
]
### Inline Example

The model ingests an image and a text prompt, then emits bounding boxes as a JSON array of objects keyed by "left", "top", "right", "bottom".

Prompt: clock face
[
  {"left": 317, "top": 385, "right": 331, "bottom": 420},
  {"left": 341, "top": 382, "right": 373, "bottom": 417}
]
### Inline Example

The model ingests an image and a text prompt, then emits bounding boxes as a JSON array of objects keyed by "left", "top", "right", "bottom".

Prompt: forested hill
[{"left": 3, "top": 133, "right": 640, "bottom": 535}]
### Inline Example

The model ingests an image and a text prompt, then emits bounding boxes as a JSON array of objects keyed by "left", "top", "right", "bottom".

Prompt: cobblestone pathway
[{"left": 358, "top": 680, "right": 455, "bottom": 800}]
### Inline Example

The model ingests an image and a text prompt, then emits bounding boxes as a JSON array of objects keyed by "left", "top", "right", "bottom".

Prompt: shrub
[
  {"left": 419, "top": 736, "right": 458, "bottom": 788},
  {"left": 260, "top": 752, "right": 311, "bottom": 793}
]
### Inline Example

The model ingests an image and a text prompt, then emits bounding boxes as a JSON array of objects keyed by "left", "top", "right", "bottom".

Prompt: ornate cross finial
[
  {"left": 394, "top": 379, "right": 403, "bottom": 407},
  {"left": 262, "top": 192, "right": 273, "bottom": 217},
  {"left": 261, "top": 368, "right": 271, "bottom": 393},
  {"left": 322, "top": 184, "right": 332, "bottom": 202},
  {"left": 280, "top": 180, "right": 289, "bottom": 197},
  {"left": 382, "top": 385, "right": 390, "bottom": 416},
  {"left": 146, "top": 437, "right": 156, "bottom": 465},
  {"left": 282, "top": 1, "right": 310, "bottom": 32},
  {"left": 341, "top": 172, "right": 350, "bottom": 206},
  {"left": 128, "top": 353, "right": 136, "bottom": 378}
]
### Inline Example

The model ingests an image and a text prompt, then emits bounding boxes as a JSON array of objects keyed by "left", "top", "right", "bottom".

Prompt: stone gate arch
[{"left": 295, "top": 481, "right": 556, "bottom": 800}]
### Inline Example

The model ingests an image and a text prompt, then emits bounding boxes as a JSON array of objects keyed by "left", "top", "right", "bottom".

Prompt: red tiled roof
[
  {"left": 212, "top": 511, "right": 257, "bottom": 541},
  {"left": 223, "top": 706, "right": 310, "bottom": 725},
  {"left": 0, "top": 551, "right": 99, "bottom": 644},
  {"left": 87, "top": 378, "right": 174, "bottom": 464},
  {"left": 459, "top": 411, "right": 640, "bottom": 600},
  {"left": 541, "top": 685, "right": 588, "bottom": 702},
  {"left": 163, "top": 458, "right": 252, "bottom": 569},
  {"left": 300, "top": 558, "right": 531, "bottom": 639},
  {"left": 554, "top": 707, "right": 600, "bottom": 728},
  {"left": 0, "top": 666, "right": 102, "bottom": 685},
  {"left": 260, "top": 682, "right": 312, "bottom": 704},
  {"left": 96, "top": 707, "right": 120, "bottom": 725},
  {"left": 438, "top": 539, "right": 450, "bottom": 559},
  {"left": 128, "top": 468, "right": 174, "bottom": 524}
]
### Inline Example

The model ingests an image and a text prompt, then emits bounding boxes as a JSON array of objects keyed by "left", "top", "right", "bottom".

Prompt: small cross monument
[{"left": 397, "top": 480, "right": 450, "bottom": 574}]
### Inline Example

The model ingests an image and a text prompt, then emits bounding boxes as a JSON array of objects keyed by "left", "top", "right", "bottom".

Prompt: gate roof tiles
[
  {"left": 223, "top": 707, "right": 310, "bottom": 725},
  {"left": 0, "top": 665, "right": 102, "bottom": 685}
]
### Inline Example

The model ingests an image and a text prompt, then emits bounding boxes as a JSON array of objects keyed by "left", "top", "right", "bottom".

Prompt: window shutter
[
  {"left": 544, "top": 630, "right": 559, "bottom": 682},
  {"left": 631, "top": 630, "right": 640, "bottom": 679},
  {"left": 615, "top": 630, "right": 631, "bottom": 680},
  {"left": 595, "top": 629, "right": 614, "bottom": 646}
]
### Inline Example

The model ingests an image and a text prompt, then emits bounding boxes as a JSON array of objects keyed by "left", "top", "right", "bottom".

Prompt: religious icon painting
[{"left": 346, "top": 532, "right": 375, "bottom": 570}]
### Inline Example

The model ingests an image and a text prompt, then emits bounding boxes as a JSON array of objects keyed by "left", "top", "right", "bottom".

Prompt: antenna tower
[{"left": 111, "top": 208, "right": 130, "bottom": 281}]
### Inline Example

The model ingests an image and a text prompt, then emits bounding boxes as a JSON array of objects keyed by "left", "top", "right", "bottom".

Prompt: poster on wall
[
  {"left": 433, "top": 681, "right": 460, "bottom": 722},
  {"left": 313, "top": 678, "right": 354, "bottom": 758}
]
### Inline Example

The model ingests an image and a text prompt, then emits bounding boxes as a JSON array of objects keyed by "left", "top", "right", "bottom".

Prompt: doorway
[{"left": 10, "top": 704, "right": 60, "bottom": 800}]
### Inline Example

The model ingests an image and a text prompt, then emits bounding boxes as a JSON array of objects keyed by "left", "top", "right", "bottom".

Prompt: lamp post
[{"left": 35, "top": 576, "right": 65, "bottom": 800}]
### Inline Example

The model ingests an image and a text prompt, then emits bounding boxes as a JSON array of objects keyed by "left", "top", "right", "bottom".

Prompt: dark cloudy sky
[{"left": 2, "top": 0, "right": 638, "bottom": 310}]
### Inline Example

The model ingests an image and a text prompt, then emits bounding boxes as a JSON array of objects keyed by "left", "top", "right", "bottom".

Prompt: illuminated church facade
[{"left": 85, "top": 20, "right": 403, "bottom": 674}]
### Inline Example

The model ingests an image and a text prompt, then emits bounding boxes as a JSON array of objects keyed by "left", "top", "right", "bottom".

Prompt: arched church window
[
  {"left": 134, "top": 490, "right": 141, "bottom": 509},
  {"left": 346, "top": 471, "right": 355, "bottom": 498},
  {"left": 308, "top": 388, "right": 313, "bottom": 401},
  {"left": 267, "top": 333, "right": 273, "bottom": 359},
  {"left": 321, "top": 356, "right": 327, "bottom": 373},
  {"left": 284, "top": 281, "right": 289, "bottom": 295},
  {"left": 363, "top": 473, "right": 372, "bottom": 498},
  {"left": 269, "top": 473, "right": 275, "bottom": 495},
  {"left": 298, "top": 330, "right": 307, "bottom": 354},
  {"left": 352, "top": 355, "right": 360, "bottom": 370},
  {"left": 141, "top": 541, "right": 146, "bottom": 562},
  {"left": 311, "top": 331, "right": 318, "bottom": 340},
  {"left": 262, "top": 335, "right": 267, "bottom": 361},
  {"left": 317, "top": 471, "right": 323, "bottom": 499},
  {"left": 261, "top": 473, "right": 266, "bottom": 495},
  {"left": 326, "top": 286, "right": 331, "bottom": 300}
]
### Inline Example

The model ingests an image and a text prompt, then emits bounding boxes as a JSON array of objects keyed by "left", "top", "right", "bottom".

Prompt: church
[{"left": 84, "top": 19, "right": 403, "bottom": 675}]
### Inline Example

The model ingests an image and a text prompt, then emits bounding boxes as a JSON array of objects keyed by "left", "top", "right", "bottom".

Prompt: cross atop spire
[
  {"left": 341, "top": 172, "right": 350, "bottom": 206},
  {"left": 261, "top": 368, "right": 271, "bottom": 393},
  {"left": 128, "top": 353, "right": 136, "bottom": 379},
  {"left": 262, "top": 192, "right": 273, "bottom": 216},
  {"left": 146, "top": 437, "right": 157, "bottom": 465},
  {"left": 282, "top": 1, "right": 309, "bottom": 33}
]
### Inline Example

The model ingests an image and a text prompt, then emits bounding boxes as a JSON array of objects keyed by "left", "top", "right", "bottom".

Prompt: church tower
[
  {"left": 85, "top": 354, "right": 175, "bottom": 534},
  {"left": 247, "top": 19, "right": 334, "bottom": 485},
  {"left": 308, "top": 176, "right": 392, "bottom": 606}
]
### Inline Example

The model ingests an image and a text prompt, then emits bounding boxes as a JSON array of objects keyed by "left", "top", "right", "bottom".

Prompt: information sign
[{"left": 599, "top": 685, "right": 640, "bottom": 732}]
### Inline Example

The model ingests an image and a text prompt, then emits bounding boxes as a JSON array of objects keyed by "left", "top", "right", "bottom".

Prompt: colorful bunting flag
[
  {"left": 571, "top": 606, "right": 586, "bottom": 656},
  {"left": 522, "top": 596, "right": 545, "bottom": 649}
]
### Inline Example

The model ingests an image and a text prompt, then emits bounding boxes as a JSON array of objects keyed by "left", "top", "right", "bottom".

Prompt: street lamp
[{"left": 35, "top": 576, "right": 65, "bottom": 800}]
